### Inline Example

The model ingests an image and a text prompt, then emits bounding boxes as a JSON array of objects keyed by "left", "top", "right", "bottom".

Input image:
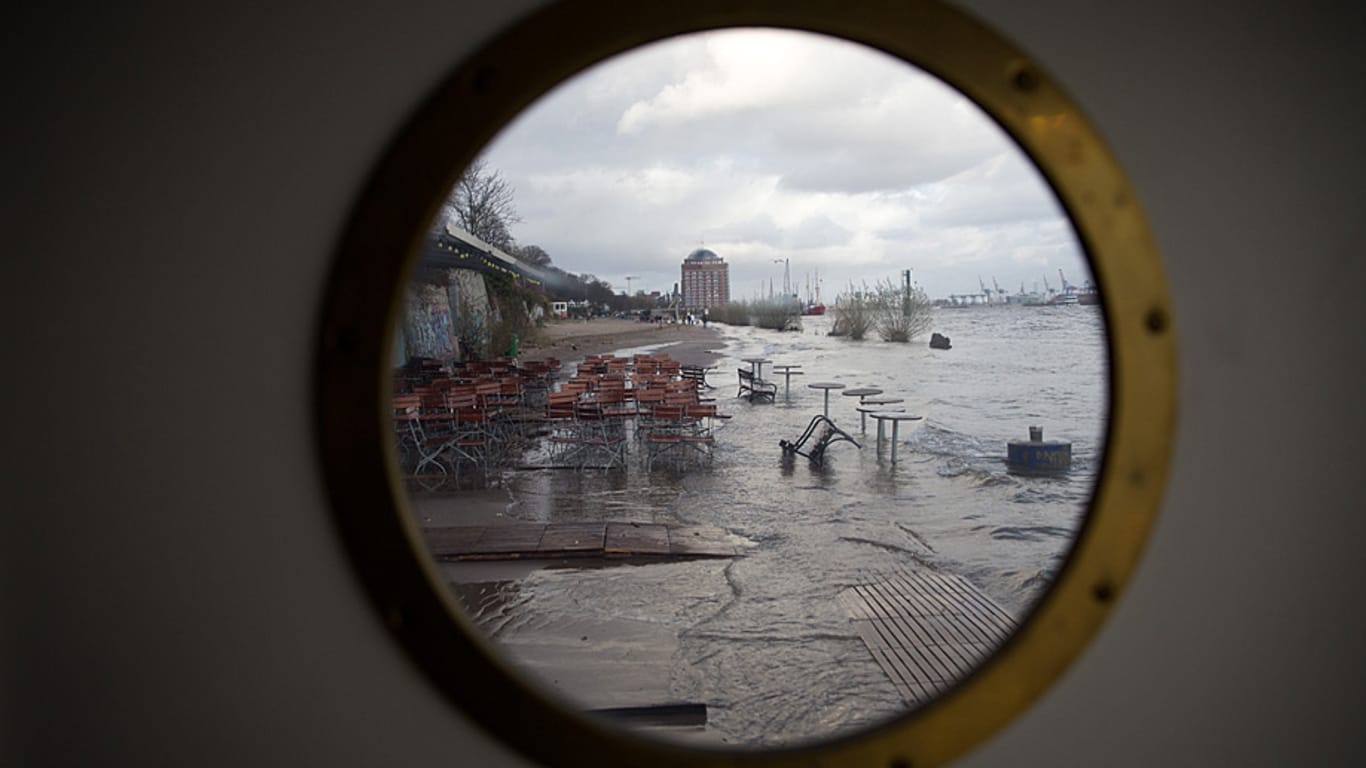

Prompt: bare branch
[{"left": 440, "top": 159, "right": 521, "bottom": 252}]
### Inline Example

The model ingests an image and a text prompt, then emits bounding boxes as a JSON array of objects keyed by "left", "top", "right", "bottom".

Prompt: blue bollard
[{"left": 1007, "top": 426, "right": 1072, "bottom": 474}]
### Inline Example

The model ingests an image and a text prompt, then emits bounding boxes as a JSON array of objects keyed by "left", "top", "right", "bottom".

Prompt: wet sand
[{"left": 521, "top": 317, "right": 725, "bottom": 368}]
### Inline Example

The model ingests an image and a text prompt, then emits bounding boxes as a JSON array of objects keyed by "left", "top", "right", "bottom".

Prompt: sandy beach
[{"left": 519, "top": 317, "right": 726, "bottom": 368}]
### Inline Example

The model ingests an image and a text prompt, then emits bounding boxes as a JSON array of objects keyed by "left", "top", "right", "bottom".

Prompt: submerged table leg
[{"left": 890, "top": 422, "right": 900, "bottom": 464}]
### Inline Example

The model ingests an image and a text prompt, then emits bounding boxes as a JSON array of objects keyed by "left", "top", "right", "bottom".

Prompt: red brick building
[{"left": 680, "top": 248, "right": 730, "bottom": 309}]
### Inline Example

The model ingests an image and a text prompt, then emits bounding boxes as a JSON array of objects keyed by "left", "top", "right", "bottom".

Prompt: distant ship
[{"left": 800, "top": 269, "right": 825, "bottom": 315}]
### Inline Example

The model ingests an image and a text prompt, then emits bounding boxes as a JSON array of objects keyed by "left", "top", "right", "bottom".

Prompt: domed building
[{"left": 681, "top": 247, "right": 730, "bottom": 309}]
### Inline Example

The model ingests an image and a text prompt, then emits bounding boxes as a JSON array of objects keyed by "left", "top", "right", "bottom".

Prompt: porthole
[{"left": 317, "top": 2, "right": 1175, "bottom": 766}]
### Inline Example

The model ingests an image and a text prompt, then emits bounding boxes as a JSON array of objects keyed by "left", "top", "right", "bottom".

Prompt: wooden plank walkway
[
  {"left": 837, "top": 566, "right": 1017, "bottom": 706},
  {"left": 422, "top": 522, "right": 744, "bottom": 561}
]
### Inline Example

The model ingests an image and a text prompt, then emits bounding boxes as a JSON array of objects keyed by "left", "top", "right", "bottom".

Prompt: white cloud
[
  {"left": 617, "top": 30, "right": 849, "bottom": 134},
  {"left": 480, "top": 29, "right": 1091, "bottom": 299}
]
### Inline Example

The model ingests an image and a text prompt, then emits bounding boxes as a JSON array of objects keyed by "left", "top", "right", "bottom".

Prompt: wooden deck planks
[
  {"left": 605, "top": 523, "right": 671, "bottom": 555},
  {"left": 667, "top": 525, "right": 737, "bottom": 557},
  {"left": 422, "top": 522, "right": 745, "bottom": 561},
  {"left": 841, "top": 569, "right": 1018, "bottom": 707},
  {"left": 537, "top": 523, "right": 607, "bottom": 555},
  {"left": 468, "top": 525, "right": 547, "bottom": 556},
  {"left": 423, "top": 526, "right": 484, "bottom": 556}
]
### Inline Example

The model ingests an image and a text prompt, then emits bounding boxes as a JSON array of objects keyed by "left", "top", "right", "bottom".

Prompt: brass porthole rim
[{"left": 315, "top": 1, "right": 1177, "bottom": 767}]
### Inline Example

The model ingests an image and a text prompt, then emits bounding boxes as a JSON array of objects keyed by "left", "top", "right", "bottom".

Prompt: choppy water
[{"left": 433, "top": 304, "right": 1108, "bottom": 748}]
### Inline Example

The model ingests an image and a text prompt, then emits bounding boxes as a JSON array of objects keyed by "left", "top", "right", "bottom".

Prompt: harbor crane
[{"left": 773, "top": 258, "right": 791, "bottom": 297}]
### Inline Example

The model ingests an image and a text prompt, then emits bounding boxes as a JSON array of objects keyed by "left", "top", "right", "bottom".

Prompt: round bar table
[
  {"left": 841, "top": 387, "right": 883, "bottom": 401},
  {"left": 770, "top": 363, "right": 803, "bottom": 396},
  {"left": 869, "top": 411, "right": 924, "bottom": 464},
  {"left": 857, "top": 396, "right": 905, "bottom": 433},
  {"left": 807, "top": 381, "right": 845, "bottom": 417},
  {"left": 841, "top": 388, "right": 884, "bottom": 431},
  {"left": 740, "top": 357, "right": 772, "bottom": 380}
]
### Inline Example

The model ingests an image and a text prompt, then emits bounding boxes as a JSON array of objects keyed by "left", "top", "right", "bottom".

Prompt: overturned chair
[{"left": 780, "top": 415, "right": 861, "bottom": 466}]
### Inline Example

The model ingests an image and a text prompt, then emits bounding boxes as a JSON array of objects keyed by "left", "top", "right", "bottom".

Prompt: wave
[
  {"left": 990, "top": 525, "right": 1075, "bottom": 542},
  {"left": 908, "top": 421, "right": 999, "bottom": 456}
]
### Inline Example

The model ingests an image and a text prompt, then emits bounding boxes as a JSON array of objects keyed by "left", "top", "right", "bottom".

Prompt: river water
[{"left": 430, "top": 304, "right": 1108, "bottom": 748}]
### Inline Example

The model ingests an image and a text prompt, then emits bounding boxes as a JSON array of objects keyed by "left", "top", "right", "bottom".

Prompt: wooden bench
[
  {"left": 680, "top": 364, "right": 716, "bottom": 390},
  {"left": 737, "top": 367, "right": 777, "bottom": 402}
]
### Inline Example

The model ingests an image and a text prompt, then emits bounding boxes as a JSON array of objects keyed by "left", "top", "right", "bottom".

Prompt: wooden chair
[
  {"left": 643, "top": 404, "right": 688, "bottom": 470},
  {"left": 570, "top": 400, "right": 628, "bottom": 470},
  {"left": 545, "top": 391, "right": 581, "bottom": 462},
  {"left": 678, "top": 403, "right": 721, "bottom": 464}
]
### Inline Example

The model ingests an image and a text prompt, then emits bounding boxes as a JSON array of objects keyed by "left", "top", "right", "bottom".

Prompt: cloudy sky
[{"left": 478, "top": 28, "right": 1091, "bottom": 302}]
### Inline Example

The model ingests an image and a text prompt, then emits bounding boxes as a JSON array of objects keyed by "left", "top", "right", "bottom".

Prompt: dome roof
[{"left": 686, "top": 248, "right": 720, "bottom": 261}]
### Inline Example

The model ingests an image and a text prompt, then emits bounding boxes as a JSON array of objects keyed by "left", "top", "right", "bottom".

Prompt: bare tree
[
  {"left": 512, "top": 243, "right": 553, "bottom": 268},
  {"left": 873, "top": 278, "right": 932, "bottom": 342},
  {"left": 753, "top": 299, "right": 801, "bottom": 331},
  {"left": 577, "top": 273, "right": 616, "bottom": 305},
  {"left": 830, "top": 283, "right": 873, "bottom": 340},
  {"left": 440, "top": 159, "right": 521, "bottom": 252}
]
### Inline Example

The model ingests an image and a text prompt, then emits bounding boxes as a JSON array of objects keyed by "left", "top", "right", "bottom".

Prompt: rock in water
[{"left": 930, "top": 332, "right": 952, "bottom": 350}]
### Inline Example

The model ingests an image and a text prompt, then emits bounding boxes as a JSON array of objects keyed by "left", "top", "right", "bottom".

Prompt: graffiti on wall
[
  {"left": 395, "top": 268, "right": 497, "bottom": 364},
  {"left": 402, "top": 283, "right": 456, "bottom": 361}
]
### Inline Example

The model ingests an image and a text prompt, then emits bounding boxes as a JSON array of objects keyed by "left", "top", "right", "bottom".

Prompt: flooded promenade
[{"left": 401, "top": 308, "right": 1106, "bottom": 747}]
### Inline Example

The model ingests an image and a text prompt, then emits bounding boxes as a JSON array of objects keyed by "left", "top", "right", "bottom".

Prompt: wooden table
[
  {"left": 770, "top": 364, "right": 804, "bottom": 396},
  {"left": 868, "top": 411, "right": 923, "bottom": 464},
  {"left": 807, "top": 381, "right": 846, "bottom": 417}
]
